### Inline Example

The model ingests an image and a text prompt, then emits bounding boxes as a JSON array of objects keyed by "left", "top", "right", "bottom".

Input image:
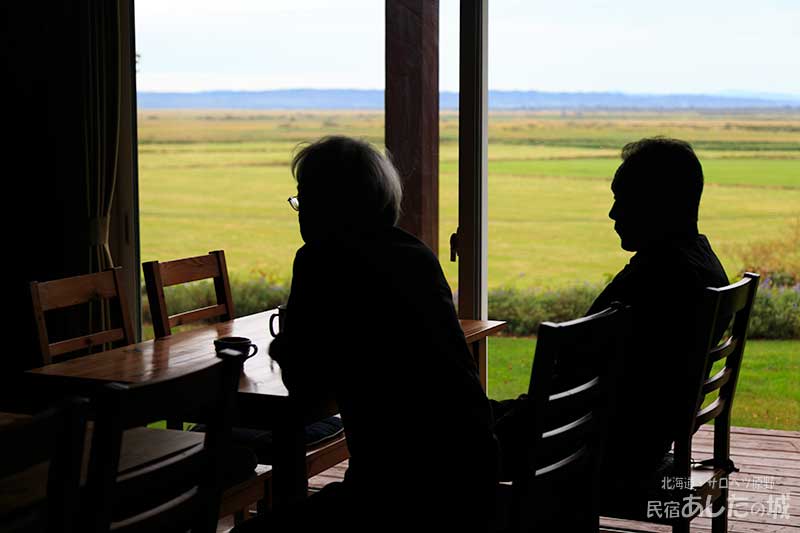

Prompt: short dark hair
[
  {"left": 615, "top": 137, "right": 704, "bottom": 221},
  {"left": 291, "top": 136, "right": 403, "bottom": 227}
]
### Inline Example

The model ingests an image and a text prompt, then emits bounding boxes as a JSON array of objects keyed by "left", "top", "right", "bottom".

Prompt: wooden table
[
  {"left": 461, "top": 318, "right": 506, "bottom": 389},
  {"left": 0, "top": 411, "right": 29, "bottom": 428},
  {"left": 26, "top": 310, "right": 506, "bottom": 506}
]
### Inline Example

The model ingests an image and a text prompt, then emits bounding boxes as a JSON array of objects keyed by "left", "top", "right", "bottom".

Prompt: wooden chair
[
  {"left": 0, "top": 398, "right": 88, "bottom": 533},
  {"left": 143, "top": 251, "right": 350, "bottom": 520},
  {"left": 142, "top": 250, "right": 234, "bottom": 339},
  {"left": 219, "top": 465, "right": 272, "bottom": 522},
  {"left": 600, "top": 272, "right": 759, "bottom": 533},
  {"left": 30, "top": 268, "right": 135, "bottom": 365},
  {"left": 494, "top": 303, "right": 630, "bottom": 533},
  {"left": 219, "top": 431, "right": 350, "bottom": 523},
  {"left": 84, "top": 353, "right": 241, "bottom": 533}
]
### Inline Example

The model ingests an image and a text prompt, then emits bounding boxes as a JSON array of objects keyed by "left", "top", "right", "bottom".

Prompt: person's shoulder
[
  {"left": 295, "top": 237, "right": 346, "bottom": 257},
  {"left": 693, "top": 234, "right": 729, "bottom": 286},
  {"left": 388, "top": 226, "right": 436, "bottom": 253},
  {"left": 371, "top": 228, "right": 453, "bottom": 298},
  {"left": 294, "top": 242, "right": 315, "bottom": 262},
  {"left": 644, "top": 235, "right": 728, "bottom": 291},
  {"left": 292, "top": 241, "right": 336, "bottom": 270},
  {"left": 385, "top": 227, "right": 441, "bottom": 268}
]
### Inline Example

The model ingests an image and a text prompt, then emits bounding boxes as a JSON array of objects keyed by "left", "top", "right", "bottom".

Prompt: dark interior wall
[{"left": 2, "top": 2, "right": 90, "bottom": 377}]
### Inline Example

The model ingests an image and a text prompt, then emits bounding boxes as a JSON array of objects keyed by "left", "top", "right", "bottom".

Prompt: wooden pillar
[{"left": 385, "top": 0, "right": 439, "bottom": 253}]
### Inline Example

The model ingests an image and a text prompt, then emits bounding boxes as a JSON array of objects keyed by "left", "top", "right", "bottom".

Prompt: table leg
[
  {"left": 271, "top": 407, "right": 307, "bottom": 508},
  {"left": 471, "top": 338, "right": 488, "bottom": 392}
]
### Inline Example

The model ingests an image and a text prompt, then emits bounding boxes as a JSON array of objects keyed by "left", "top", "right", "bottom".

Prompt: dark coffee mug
[
  {"left": 214, "top": 336, "right": 258, "bottom": 360},
  {"left": 269, "top": 305, "right": 287, "bottom": 337}
]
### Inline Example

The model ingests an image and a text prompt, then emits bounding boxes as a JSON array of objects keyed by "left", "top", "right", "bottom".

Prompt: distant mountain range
[{"left": 137, "top": 89, "right": 800, "bottom": 110}]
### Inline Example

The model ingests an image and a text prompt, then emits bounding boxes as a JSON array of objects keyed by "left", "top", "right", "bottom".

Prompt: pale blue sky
[{"left": 135, "top": 0, "right": 800, "bottom": 96}]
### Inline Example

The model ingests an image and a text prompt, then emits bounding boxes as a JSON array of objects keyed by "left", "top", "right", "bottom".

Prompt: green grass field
[
  {"left": 488, "top": 337, "right": 799, "bottom": 430},
  {"left": 138, "top": 109, "right": 800, "bottom": 430},
  {"left": 138, "top": 110, "right": 800, "bottom": 289}
]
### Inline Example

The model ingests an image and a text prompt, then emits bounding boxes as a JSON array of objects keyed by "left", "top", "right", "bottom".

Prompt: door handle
[{"left": 449, "top": 228, "right": 459, "bottom": 262}]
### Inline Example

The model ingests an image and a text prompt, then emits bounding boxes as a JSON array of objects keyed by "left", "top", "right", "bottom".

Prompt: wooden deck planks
[
  {"left": 221, "top": 425, "right": 800, "bottom": 532},
  {"left": 601, "top": 425, "right": 800, "bottom": 532}
]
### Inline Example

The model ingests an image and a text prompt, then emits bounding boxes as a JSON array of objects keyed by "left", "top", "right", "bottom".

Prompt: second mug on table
[{"left": 269, "top": 304, "right": 287, "bottom": 337}]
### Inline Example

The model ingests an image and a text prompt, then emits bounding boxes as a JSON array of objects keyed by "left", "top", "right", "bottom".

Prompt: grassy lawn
[{"left": 487, "top": 337, "right": 800, "bottom": 430}]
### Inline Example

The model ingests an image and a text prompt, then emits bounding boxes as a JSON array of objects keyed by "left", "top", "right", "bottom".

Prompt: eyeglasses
[{"left": 287, "top": 196, "right": 299, "bottom": 211}]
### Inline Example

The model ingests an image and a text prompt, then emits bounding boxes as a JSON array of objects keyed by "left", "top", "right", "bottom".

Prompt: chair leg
[
  {"left": 584, "top": 514, "right": 599, "bottom": 533},
  {"left": 256, "top": 476, "right": 272, "bottom": 514},
  {"left": 712, "top": 488, "right": 729, "bottom": 533},
  {"left": 256, "top": 498, "right": 268, "bottom": 515}
]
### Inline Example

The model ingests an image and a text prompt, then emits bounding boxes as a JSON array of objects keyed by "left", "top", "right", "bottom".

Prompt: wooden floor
[{"left": 219, "top": 425, "right": 799, "bottom": 532}]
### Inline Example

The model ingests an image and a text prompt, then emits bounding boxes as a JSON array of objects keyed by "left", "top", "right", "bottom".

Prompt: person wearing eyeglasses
[{"left": 234, "top": 136, "right": 498, "bottom": 533}]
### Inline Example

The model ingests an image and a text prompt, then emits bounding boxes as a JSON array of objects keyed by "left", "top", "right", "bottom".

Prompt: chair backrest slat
[
  {"left": 695, "top": 397, "right": 727, "bottom": 426},
  {"left": 30, "top": 268, "right": 135, "bottom": 365},
  {"left": 709, "top": 336, "right": 738, "bottom": 362},
  {"left": 538, "top": 413, "right": 596, "bottom": 468},
  {"left": 143, "top": 251, "right": 234, "bottom": 339},
  {"left": 534, "top": 445, "right": 588, "bottom": 478},
  {"left": 48, "top": 329, "right": 128, "bottom": 358},
  {"left": 168, "top": 304, "right": 228, "bottom": 329},
  {"left": 109, "top": 487, "right": 198, "bottom": 533},
  {"left": 712, "top": 276, "right": 752, "bottom": 316},
  {"left": 113, "top": 445, "right": 205, "bottom": 508},
  {"left": 549, "top": 376, "right": 599, "bottom": 402},
  {"left": 35, "top": 271, "right": 119, "bottom": 311},
  {"left": 542, "top": 412, "right": 594, "bottom": 440},
  {"left": 158, "top": 255, "right": 222, "bottom": 287},
  {"left": 702, "top": 367, "right": 732, "bottom": 395},
  {"left": 538, "top": 377, "right": 600, "bottom": 461}
]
